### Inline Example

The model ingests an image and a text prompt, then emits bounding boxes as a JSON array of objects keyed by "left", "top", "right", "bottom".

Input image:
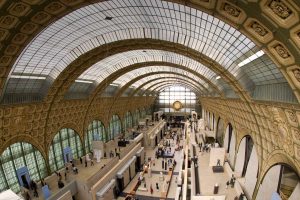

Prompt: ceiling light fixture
[
  {"left": 75, "top": 79, "right": 93, "bottom": 84},
  {"left": 10, "top": 75, "right": 46, "bottom": 80},
  {"left": 238, "top": 50, "right": 265, "bottom": 67}
]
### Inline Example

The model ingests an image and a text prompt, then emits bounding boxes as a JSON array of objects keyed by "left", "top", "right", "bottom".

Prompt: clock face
[{"left": 173, "top": 101, "right": 182, "bottom": 111}]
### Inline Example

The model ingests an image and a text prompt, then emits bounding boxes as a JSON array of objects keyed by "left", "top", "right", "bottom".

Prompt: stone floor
[
  {"left": 194, "top": 131, "right": 239, "bottom": 199},
  {"left": 118, "top": 137, "right": 183, "bottom": 200}
]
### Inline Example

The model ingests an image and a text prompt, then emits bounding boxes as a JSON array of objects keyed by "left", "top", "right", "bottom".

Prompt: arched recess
[
  {"left": 132, "top": 109, "right": 140, "bottom": 126},
  {"left": 257, "top": 164, "right": 300, "bottom": 200},
  {"left": 84, "top": 120, "right": 106, "bottom": 153},
  {"left": 123, "top": 111, "right": 133, "bottom": 133},
  {"left": 48, "top": 128, "right": 83, "bottom": 173},
  {"left": 207, "top": 112, "right": 211, "bottom": 130},
  {"left": 0, "top": 142, "right": 47, "bottom": 193},
  {"left": 212, "top": 113, "right": 215, "bottom": 131},
  {"left": 141, "top": 80, "right": 202, "bottom": 97},
  {"left": 140, "top": 108, "right": 146, "bottom": 118},
  {"left": 216, "top": 117, "right": 224, "bottom": 146},
  {"left": 132, "top": 77, "right": 204, "bottom": 97},
  {"left": 223, "top": 123, "right": 236, "bottom": 168},
  {"left": 235, "top": 135, "right": 259, "bottom": 199},
  {"left": 108, "top": 115, "right": 122, "bottom": 140}
]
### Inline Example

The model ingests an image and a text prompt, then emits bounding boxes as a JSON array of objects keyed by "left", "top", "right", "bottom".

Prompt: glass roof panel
[
  {"left": 116, "top": 73, "right": 205, "bottom": 94},
  {"left": 8, "top": 0, "right": 263, "bottom": 93},
  {"left": 112, "top": 66, "right": 209, "bottom": 88},
  {"left": 79, "top": 50, "right": 216, "bottom": 83}
]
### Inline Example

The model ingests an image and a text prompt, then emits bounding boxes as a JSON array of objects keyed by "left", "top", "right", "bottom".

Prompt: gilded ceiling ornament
[
  {"left": 0, "top": 29, "right": 8, "bottom": 41},
  {"left": 274, "top": 44, "right": 290, "bottom": 58},
  {"left": 292, "top": 68, "right": 300, "bottom": 82},
  {"left": 21, "top": 22, "right": 38, "bottom": 34},
  {"left": 269, "top": 0, "right": 292, "bottom": 19},
  {"left": 223, "top": 3, "right": 241, "bottom": 17},
  {"left": 10, "top": 3, "right": 30, "bottom": 16},
  {"left": 12, "top": 33, "right": 27, "bottom": 44},
  {"left": 5, "top": 45, "right": 18, "bottom": 55},
  {"left": 0, "top": 15, "right": 18, "bottom": 29},
  {"left": 272, "top": 107, "right": 294, "bottom": 155},
  {"left": 292, "top": 128, "right": 300, "bottom": 142},
  {"left": 45, "top": 2, "right": 65, "bottom": 14},
  {"left": 296, "top": 146, "right": 300, "bottom": 158},
  {"left": 286, "top": 110, "right": 297, "bottom": 123},
  {"left": 31, "top": 12, "right": 50, "bottom": 24},
  {"left": 0, "top": 56, "right": 12, "bottom": 66},
  {"left": 251, "top": 21, "right": 268, "bottom": 36},
  {"left": 272, "top": 107, "right": 287, "bottom": 139}
]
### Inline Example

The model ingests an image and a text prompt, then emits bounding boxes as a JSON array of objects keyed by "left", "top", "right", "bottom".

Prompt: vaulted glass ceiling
[
  {"left": 3, "top": 0, "right": 289, "bottom": 103},
  {"left": 112, "top": 66, "right": 210, "bottom": 89}
]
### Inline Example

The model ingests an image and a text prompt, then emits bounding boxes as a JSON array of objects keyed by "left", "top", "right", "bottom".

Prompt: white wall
[
  {"left": 229, "top": 130, "right": 236, "bottom": 168},
  {"left": 235, "top": 137, "right": 246, "bottom": 177},
  {"left": 224, "top": 126, "right": 229, "bottom": 152},
  {"left": 256, "top": 165, "right": 281, "bottom": 200},
  {"left": 289, "top": 182, "right": 300, "bottom": 200},
  {"left": 244, "top": 147, "right": 258, "bottom": 198}
]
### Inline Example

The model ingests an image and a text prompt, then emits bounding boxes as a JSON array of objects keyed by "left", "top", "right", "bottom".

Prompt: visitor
[
  {"left": 73, "top": 166, "right": 78, "bottom": 174},
  {"left": 150, "top": 184, "right": 153, "bottom": 194},
  {"left": 40, "top": 178, "right": 47, "bottom": 187},
  {"left": 91, "top": 159, "right": 94, "bottom": 166},
  {"left": 58, "top": 180, "right": 64, "bottom": 189}
]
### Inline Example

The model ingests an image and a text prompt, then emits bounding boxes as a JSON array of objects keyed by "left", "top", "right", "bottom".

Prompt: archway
[
  {"left": 235, "top": 135, "right": 259, "bottom": 199},
  {"left": 123, "top": 111, "right": 133, "bottom": 133},
  {"left": 84, "top": 120, "right": 106, "bottom": 153},
  {"left": 257, "top": 164, "right": 300, "bottom": 200},
  {"left": 223, "top": 123, "right": 235, "bottom": 168},
  {"left": 216, "top": 117, "right": 224, "bottom": 146},
  {"left": 132, "top": 109, "right": 140, "bottom": 126},
  {"left": 108, "top": 115, "right": 122, "bottom": 140},
  {"left": 0, "top": 142, "right": 47, "bottom": 193},
  {"left": 48, "top": 128, "right": 83, "bottom": 173}
]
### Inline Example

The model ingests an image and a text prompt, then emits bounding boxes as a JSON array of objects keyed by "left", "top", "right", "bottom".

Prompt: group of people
[
  {"left": 21, "top": 178, "right": 48, "bottom": 200},
  {"left": 198, "top": 142, "right": 211, "bottom": 153},
  {"left": 226, "top": 174, "right": 236, "bottom": 189}
]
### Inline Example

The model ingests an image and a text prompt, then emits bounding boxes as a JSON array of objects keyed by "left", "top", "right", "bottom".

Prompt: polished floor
[{"left": 118, "top": 137, "right": 183, "bottom": 200}]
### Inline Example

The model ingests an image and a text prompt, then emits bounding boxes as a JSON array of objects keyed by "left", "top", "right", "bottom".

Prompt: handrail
[{"left": 86, "top": 157, "right": 119, "bottom": 188}]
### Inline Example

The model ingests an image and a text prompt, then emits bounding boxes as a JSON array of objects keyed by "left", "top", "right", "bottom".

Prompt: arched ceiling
[
  {"left": 0, "top": 0, "right": 300, "bottom": 104},
  {"left": 113, "top": 66, "right": 209, "bottom": 90}
]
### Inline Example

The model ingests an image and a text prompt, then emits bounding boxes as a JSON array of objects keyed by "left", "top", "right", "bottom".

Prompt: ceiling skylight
[{"left": 238, "top": 50, "right": 265, "bottom": 67}]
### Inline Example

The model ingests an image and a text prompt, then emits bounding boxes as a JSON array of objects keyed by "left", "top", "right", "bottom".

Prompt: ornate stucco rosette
[{"left": 173, "top": 101, "right": 183, "bottom": 111}]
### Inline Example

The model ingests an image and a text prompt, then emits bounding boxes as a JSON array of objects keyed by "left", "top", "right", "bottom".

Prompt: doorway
[{"left": 21, "top": 175, "right": 29, "bottom": 189}]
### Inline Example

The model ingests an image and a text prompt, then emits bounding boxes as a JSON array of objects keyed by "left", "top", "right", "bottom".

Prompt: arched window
[
  {"left": 0, "top": 142, "right": 47, "bottom": 193},
  {"left": 223, "top": 123, "right": 235, "bottom": 168},
  {"left": 85, "top": 120, "right": 106, "bottom": 153},
  {"left": 48, "top": 128, "right": 83, "bottom": 172},
  {"left": 216, "top": 117, "right": 224, "bottom": 146},
  {"left": 257, "top": 164, "right": 300, "bottom": 200},
  {"left": 108, "top": 115, "right": 121, "bottom": 140},
  {"left": 235, "top": 135, "right": 258, "bottom": 199},
  {"left": 132, "top": 109, "right": 140, "bottom": 126},
  {"left": 140, "top": 108, "right": 146, "bottom": 118},
  {"left": 123, "top": 112, "right": 133, "bottom": 132}
]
